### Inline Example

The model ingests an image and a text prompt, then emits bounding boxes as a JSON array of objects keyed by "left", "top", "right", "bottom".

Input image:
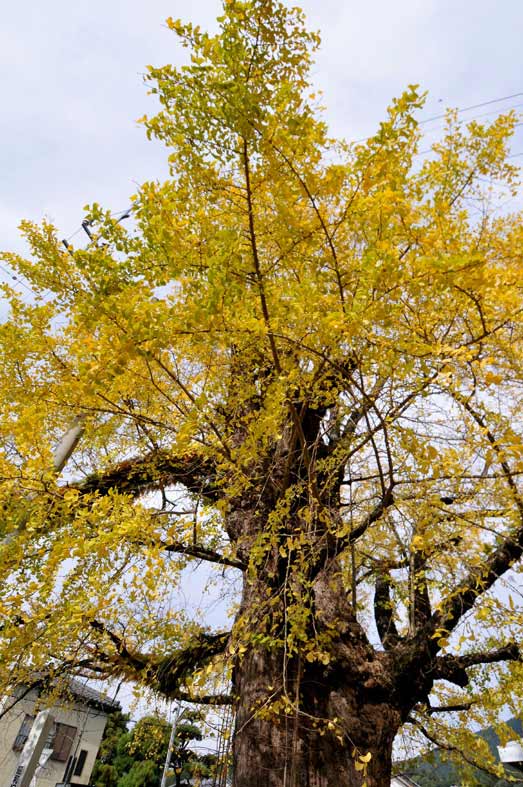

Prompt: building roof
[
  {"left": 65, "top": 677, "right": 121, "bottom": 714},
  {"left": 14, "top": 674, "right": 121, "bottom": 716},
  {"left": 392, "top": 776, "right": 421, "bottom": 787}
]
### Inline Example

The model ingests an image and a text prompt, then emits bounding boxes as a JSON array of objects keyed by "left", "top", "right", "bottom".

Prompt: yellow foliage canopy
[{"left": 1, "top": 0, "right": 523, "bottom": 778}]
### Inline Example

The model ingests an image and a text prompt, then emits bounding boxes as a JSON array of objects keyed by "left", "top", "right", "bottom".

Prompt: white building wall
[{"left": 0, "top": 689, "right": 108, "bottom": 787}]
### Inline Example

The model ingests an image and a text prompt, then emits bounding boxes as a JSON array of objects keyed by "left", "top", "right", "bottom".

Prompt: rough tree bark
[
  {"left": 233, "top": 645, "right": 401, "bottom": 787},
  {"left": 231, "top": 575, "right": 403, "bottom": 787},
  {"left": 226, "top": 443, "right": 408, "bottom": 787}
]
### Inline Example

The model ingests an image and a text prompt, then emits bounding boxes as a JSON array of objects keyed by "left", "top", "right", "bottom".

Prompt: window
[
  {"left": 45, "top": 722, "right": 77, "bottom": 762},
  {"left": 73, "top": 749, "right": 88, "bottom": 777},
  {"left": 52, "top": 722, "right": 77, "bottom": 762},
  {"left": 12, "top": 714, "right": 35, "bottom": 752},
  {"left": 13, "top": 715, "right": 77, "bottom": 761}
]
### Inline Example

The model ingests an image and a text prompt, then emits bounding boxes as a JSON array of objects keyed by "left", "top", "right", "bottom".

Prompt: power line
[
  {"left": 352, "top": 91, "right": 523, "bottom": 145},
  {"left": 418, "top": 91, "right": 523, "bottom": 125},
  {"left": 0, "top": 263, "right": 36, "bottom": 297},
  {"left": 1, "top": 204, "right": 135, "bottom": 299},
  {"left": 416, "top": 103, "right": 523, "bottom": 145},
  {"left": 61, "top": 206, "right": 133, "bottom": 255},
  {"left": 415, "top": 121, "right": 523, "bottom": 158},
  {"left": 3, "top": 91, "right": 522, "bottom": 300}
]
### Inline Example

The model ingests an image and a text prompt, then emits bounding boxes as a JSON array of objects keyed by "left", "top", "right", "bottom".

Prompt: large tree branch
[
  {"left": 256, "top": 133, "right": 347, "bottom": 309},
  {"left": 424, "top": 526, "right": 523, "bottom": 649},
  {"left": 72, "top": 450, "right": 220, "bottom": 502},
  {"left": 309, "top": 487, "right": 395, "bottom": 582},
  {"left": 241, "top": 138, "right": 281, "bottom": 374},
  {"left": 410, "top": 549, "right": 432, "bottom": 634},
  {"left": 374, "top": 572, "right": 401, "bottom": 649},
  {"left": 322, "top": 376, "right": 445, "bottom": 561},
  {"left": 426, "top": 701, "right": 474, "bottom": 714},
  {"left": 77, "top": 657, "right": 232, "bottom": 705},
  {"left": 308, "top": 487, "right": 395, "bottom": 582},
  {"left": 432, "top": 643, "right": 520, "bottom": 687},
  {"left": 421, "top": 395, "right": 523, "bottom": 646},
  {"left": 89, "top": 620, "right": 148, "bottom": 675},
  {"left": 89, "top": 620, "right": 231, "bottom": 699},
  {"left": 349, "top": 487, "right": 395, "bottom": 545}
]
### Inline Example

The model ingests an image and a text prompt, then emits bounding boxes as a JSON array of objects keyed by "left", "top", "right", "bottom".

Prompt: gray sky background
[{"left": 2, "top": 0, "right": 523, "bottom": 259}]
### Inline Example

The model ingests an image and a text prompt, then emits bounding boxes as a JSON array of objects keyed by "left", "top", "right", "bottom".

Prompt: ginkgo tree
[{"left": 1, "top": 1, "right": 523, "bottom": 785}]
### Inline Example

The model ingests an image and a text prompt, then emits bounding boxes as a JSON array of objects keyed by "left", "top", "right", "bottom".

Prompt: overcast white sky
[{"left": 2, "top": 0, "right": 523, "bottom": 259}]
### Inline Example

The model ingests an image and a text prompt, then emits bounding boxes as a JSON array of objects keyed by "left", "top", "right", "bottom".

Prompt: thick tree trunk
[
  {"left": 226, "top": 466, "right": 405, "bottom": 787},
  {"left": 232, "top": 647, "right": 400, "bottom": 787}
]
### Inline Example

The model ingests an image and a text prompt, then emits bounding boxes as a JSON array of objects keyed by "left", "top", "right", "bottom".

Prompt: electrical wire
[
  {"left": 0, "top": 204, "right": 135, "bottom": 302},
  {"left": 352, "top": 90, "right": 523, "bottom": 146},
  {"left": 0, "top": 264, "right": 35, "bottom": 296},
  {"left": 418, "top": 91, "right": 523, "bottom": 125}
]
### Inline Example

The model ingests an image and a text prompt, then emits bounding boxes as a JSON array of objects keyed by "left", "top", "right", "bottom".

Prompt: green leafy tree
[
  {"left": 125, "top": 715, "right": 171, "bottom": 764},
  {"left": 90, "top": 711, "right": 209, "bottom": 787},
  {"left": 90, "top": 711, "right": 130, "bottom": 787},
  {"left": 168, "top": 711, "right": 210, "bottom": 787},
  {"left": 3, "top": 0, "right": 523, "bottom": 785},
  {"left": 117, "top": 760, "right": 160, "bottom": 787},
  {"left": 90, "top": 713, "right": 168, "bottom": 787}
]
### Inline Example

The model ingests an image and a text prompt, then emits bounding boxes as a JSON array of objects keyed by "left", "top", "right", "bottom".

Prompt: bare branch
[
  {"left": 422, "top": 395, "right": 523, "bottom": 644},
  {"left": 454, "top": 394, "right": 523, "bottom": 514},
  {"left": 174, "top": 691, "right": 233, "bottom": 706},
  {"left": 406, "top": 715, "right": 502, "bottom": 779},
  {"left": 160, "top": 540, "right": 246, "bottom": 570}
]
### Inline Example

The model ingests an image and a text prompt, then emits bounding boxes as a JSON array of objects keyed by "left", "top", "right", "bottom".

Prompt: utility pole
[
  {"left": 2, "top": 422, "right": 82, "bottom": 784},
  {"left": 52, "top": 415, "right": 86, "bottom": 473},
  {"left": 160, "top": 703, "right": 184, "bottom": 787},
  {"left": 2, "top": 416, "right": 86, "bottom": 547}
]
